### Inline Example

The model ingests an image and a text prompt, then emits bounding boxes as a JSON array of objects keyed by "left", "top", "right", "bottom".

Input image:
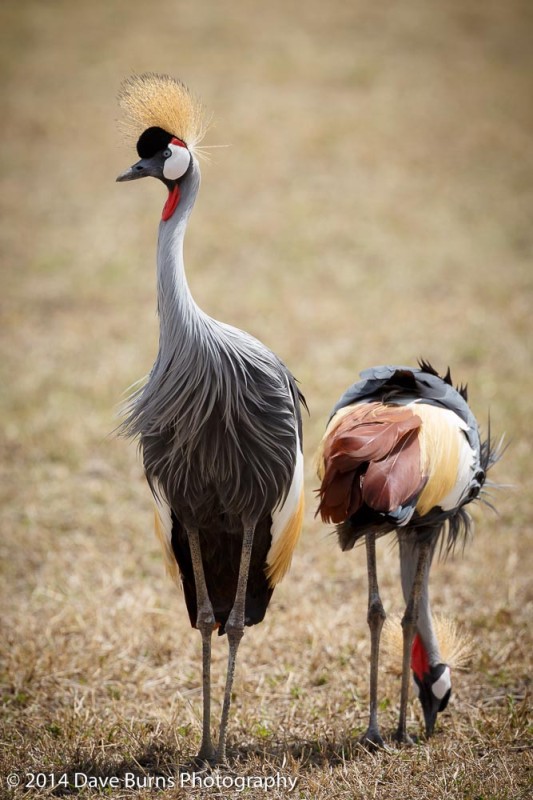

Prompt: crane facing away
[
  {"left": 116, "top": 74, "right": 306, "bottom": 765},
  {"left": 316, "top": 362, "right": 497, "bottom": 746}
]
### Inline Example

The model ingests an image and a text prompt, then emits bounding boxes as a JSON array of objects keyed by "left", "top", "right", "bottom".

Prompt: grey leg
[
  {"left": 217, "top": 521, "right": 256, "bottom": 764},
  {"left": 394, "top": 538, "right": 431, "bottom": 745},
  {"left": 361, "top": 530, "right": 387, "bottom": 748},
  {"left": 187, "top": 526, "right": 216, "bottom": 763}
]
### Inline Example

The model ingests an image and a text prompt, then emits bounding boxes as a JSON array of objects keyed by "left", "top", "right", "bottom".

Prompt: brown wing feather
[
  {"left": 362, "top": 428, "right": 424, "bottom": 511},
  {"left": 318, "top": 468, "right": 363, "bottom": 523},
  {"left": 323, "top": 404, "right": 417, "bottom": 461},
  {"left": 317, "top": 403, "right": 424, "bottom": 523}
]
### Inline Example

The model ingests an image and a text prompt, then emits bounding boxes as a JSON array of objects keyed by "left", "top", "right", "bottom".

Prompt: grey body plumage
[{"left": 120, "top": 160, "right": 302, "bottom": 527}]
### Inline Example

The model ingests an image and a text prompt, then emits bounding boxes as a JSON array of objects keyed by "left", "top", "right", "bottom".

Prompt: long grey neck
[
  {"left": 155, "top": 159, "right": 205, "bottom": 361},
  {"left": 398, "top": 534, "right": 443, "bottom": 666}
]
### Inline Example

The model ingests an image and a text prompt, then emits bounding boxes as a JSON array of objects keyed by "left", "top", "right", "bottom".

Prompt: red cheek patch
[
  {"left": 171, "top": 137, "right": 187, "bottom": 148},
  {"left": 162, "top": 183, "right": 181, "bottom": 221},
  {"left": 411, "top": 633, "right": 430, "bottom": 680}
]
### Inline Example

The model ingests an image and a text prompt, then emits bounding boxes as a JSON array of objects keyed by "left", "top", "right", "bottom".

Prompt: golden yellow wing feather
[
  {"left": 265, "top": 489, "right": 304, "bottom": 587},
  {"left": 414, "top": 404, "right": 466, "bottom": 516},
  {"left": 154, "top": 505, "right": 179, "bottom": 584}
]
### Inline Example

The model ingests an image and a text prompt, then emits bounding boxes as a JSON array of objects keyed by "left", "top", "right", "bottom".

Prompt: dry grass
[{"left": 1, "top": 0, "right": 532, "bottom": 797}]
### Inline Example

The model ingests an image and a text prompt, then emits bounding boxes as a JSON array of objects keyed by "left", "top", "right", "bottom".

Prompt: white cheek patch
[
  {"left": 432, "top": 666, "right": 452, "bottom": 700},
  {"left": 163, "top": 143, "right": 191, "bottom": 180}
]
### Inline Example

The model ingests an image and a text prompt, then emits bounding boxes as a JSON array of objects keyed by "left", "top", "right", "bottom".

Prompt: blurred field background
[{"left": 1, "top": 0, "right": 532, "bottom": 797}]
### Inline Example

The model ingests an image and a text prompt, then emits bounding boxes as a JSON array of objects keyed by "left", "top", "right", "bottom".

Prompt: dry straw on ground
[{"left": 1, "top": 1, "right": 531, "bottom": 797}]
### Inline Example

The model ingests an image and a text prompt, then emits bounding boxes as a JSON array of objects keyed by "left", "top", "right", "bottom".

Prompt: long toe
[
  {"left": 193, "top": 748, "right": 217, "bottom": 769},
  {"left": 360, "top": 728, "right": 387, "bottom": 751},
  {"left": 392, "top": 729, "right": 418, "bottom": 746},
  {"left": 180, "top": 756, "right": 215, "bottom": 776}
]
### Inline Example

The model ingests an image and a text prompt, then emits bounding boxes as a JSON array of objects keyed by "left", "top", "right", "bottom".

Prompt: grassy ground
[{"left": 1, "top": 0, "right": 532, "bottom": 797}]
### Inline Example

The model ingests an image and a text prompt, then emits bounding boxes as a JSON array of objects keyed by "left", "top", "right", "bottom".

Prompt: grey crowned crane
[
  {"left": 316, "top": 362, "right": 497, "bottom": 746},
  {"left": 115, "top": 74, "right": 305, "bottom": 765}
]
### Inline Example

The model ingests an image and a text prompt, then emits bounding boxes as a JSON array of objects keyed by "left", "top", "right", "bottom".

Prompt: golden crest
[{"left": 118, "top": 72, "right": 210, "bottom": 151}]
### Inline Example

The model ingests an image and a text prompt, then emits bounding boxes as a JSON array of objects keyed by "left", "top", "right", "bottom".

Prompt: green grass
[{"left": 1, "top": 0, "right": 532, "bottom": 797}]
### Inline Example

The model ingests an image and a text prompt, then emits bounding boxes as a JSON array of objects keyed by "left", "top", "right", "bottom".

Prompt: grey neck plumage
[
  {"left": 399, "top": 534, "right": 442, "bottom": 665},
  {"left": 120, "top": 156, "right": 300, "bottom": 524},
  {"left": 156, "top": 159, "right": 204, "bottom": 358}
]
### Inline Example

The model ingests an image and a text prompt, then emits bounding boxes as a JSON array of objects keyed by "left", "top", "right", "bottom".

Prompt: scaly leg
[
  {"left": 394, "top": 537, "right": 431, "bottom": 745},
  {"left": 361, "top": 530, "right": 387, "bottom": 748},
  {"left": 217, "top": 521, "right": 256, "bottom": 764},
  {"left": 186, "top": 526, "right": 216, "bottom": 764}
]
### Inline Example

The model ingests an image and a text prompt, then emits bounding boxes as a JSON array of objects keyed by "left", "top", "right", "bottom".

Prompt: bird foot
[
  {"left": 215, "top": 749, "right": 231, "bottom": 770},
  {"left": 359, "top": 728, "right": 387, "bottom": 751},
  {"left": 186, "top": 747, "right": 218, "bottom": 772},
  {"left": 190, "top": 756, "right": 237, "bottom": 777},
  {"left": 392, "top": 729, "right": 418, "bottom": 746}
]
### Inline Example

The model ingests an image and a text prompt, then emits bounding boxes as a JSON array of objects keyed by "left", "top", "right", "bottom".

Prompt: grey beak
[
  {"left": 116, "top": 158, "right": 152, "bottom": 182},
  {"left": 423, "top": 706, "right": 438, "bottom": 738}
]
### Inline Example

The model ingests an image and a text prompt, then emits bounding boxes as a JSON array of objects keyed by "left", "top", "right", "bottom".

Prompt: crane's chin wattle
[{"left": 162, "top": 184, "right": 181, "bottom": 221}]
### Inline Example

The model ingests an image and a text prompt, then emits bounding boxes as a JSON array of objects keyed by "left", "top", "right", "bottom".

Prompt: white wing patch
[
  {"left": 438, "top": 429, "right": 476, "bottom": 511},
  {"left": 266, "top": 427, "right": 304, "bottom": 587},
  {"left": 271, "top": 428, "right": 303, "bottom": 538},
  {"left": 408, "top": 402, "right": 476, "bottom": 515}
]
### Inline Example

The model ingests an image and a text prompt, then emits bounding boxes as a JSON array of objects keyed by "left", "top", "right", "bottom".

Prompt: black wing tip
[
  {"left": 440, "top": 425, "right": 505, "bottom": 558},
  {"left": 298, "top": 387, "right": 310, "bottom": 415},
  {"left": 336, "top": 520, "right": 359, "bottom": 551},
  {"left": 481, "top": 413, "right": 506, "bottom": 475},
  {"left": 442, "top": 509, "right": 473, "bottom": 557}
]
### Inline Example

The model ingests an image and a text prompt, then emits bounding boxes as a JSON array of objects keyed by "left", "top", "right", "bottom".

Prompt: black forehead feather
[{"left": 136, "top": 126, "right": 173, "bottom": 158}]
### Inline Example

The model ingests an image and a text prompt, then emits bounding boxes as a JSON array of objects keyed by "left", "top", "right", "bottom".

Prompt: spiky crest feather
[
  {"left": 382, "top": 613, "right": 474, "bottom": 672},
  {"left": 118, "top": 73, "right": 210, "bottom": 152},
  {"left": 417, "top": 359, "right": 468, "bottom": 401}
]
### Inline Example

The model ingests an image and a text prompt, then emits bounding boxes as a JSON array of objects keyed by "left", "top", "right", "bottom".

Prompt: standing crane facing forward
[
  {"left": 316, "top": 362, "right": 497, "bottom": 746},
  {"left": 116, "top": 74, "right": 305, "bottom": 765}
]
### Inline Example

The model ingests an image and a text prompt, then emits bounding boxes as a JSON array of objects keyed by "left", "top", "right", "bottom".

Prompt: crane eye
[{"left": 162, "top": 148, "right": 172, "bottom": 158}]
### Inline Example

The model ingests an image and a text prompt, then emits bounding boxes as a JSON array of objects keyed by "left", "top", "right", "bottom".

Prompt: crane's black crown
[{"left": 137, "top": 126, "right": 174, "bottom": 159}]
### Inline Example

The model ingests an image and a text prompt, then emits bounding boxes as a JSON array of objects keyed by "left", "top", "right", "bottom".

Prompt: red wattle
[
  {"left": 162, "top": 184, "right": 180, "bottom": 221},
  {"left": 411, "top": 633, "right": 429, "bottom": 680}
]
